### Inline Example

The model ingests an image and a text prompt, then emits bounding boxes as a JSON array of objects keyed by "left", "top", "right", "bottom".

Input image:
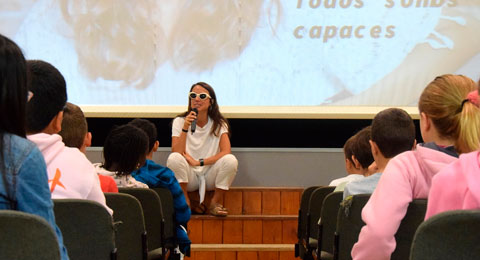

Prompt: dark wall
[{"left": 87, "top": 118, "right": 423, "bottom": 148}]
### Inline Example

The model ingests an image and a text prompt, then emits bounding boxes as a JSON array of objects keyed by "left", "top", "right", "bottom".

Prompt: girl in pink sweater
[
  {"left": 352, "top": 75, "right": 480, "bottom": 260},
  {"left": 425, "top": 89, "right": 480, "bottom": 219}
]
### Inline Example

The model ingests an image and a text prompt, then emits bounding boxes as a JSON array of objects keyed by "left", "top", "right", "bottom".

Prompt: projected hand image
[{"left": 332, "top": 0, "right": 480, "bottom": 106}]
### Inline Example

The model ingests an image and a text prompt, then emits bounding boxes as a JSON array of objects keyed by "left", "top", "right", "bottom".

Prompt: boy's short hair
[
  {"left": 344, "top": 126, "right": 374, "bottom": 169},
  {"left": 58, "top": 102, "right": 87, "bottom": 149},
  {"left": 26, "top": 60, "right": 67, "bottom": 133},
  {"left": 128, "top": 118, "right": 157, "bottom": 152},
  {"left": 371, "top": 108, "right": 415, "bottom": 158},
  {"left": 103, "top": 124, "right": 149, "bottom": 176}
]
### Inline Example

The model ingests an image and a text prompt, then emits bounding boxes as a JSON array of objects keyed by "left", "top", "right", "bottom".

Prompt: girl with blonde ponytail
[
  {"left": 418, "top": 74, "right": 480, "bottom": 154},
  {"left": 426, "top": 79, "right": 480, "bottom": 219}
]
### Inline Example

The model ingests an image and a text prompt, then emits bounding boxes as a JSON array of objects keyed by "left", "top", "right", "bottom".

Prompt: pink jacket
[
  {"left": 425, "top": 151, "right": 480, "bottom": 219},
  {"left": 351, "top": 145, "right": 457, "bottom": 260}
]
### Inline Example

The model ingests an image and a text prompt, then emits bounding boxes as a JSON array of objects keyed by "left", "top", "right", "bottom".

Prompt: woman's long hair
[
  {"left": 418, "top": 74, "right": 480, "bottom": 154},
  {"left": 178, "top": 82, "right": 231, "bottom": 137},
  {"left": 0, "top": 34, "right": 28, "bottom": 208}
]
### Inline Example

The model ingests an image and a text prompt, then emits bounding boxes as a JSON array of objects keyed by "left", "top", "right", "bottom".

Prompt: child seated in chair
[
  {"left": 26, "top": 60, "right": 111, "bottom": 215},
  {"left": 425, "top": 88, "right": 480, "bottom": 219},
  {"left": 93, "top": 124, "right": 149, "bottom": 188},
  {"left": 58, "top": 102, "right": 118, "bottom": 193},
  {"left": 330, "top": 126, "right": 374, "bottom": 190},
  {"left": 343, "top": 108, "right": 416, "bottom": 199},
  {"left": 128, "top": 118, "right": 191, "bottom": 255}
]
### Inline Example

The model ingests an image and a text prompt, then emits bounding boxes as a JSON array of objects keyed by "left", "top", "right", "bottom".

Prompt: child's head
[
  {"left": 344, "top": 126, "right": 374, "bottom": 175},
  {"left": 128, "top": 118, "right": 158, "bottom": 154},
  {"left": 103, "top": 124, "right": 148, "bottom": 176},
  {"left": 25, "top": 60, "right": 67, "bottom": 134},
  {"left": 418, "top": 74, "right": 480, "bottom": 154},
  {"left": 0, "top": 34, "right": 28, "bottom": 138},
  {"left": 58, "top": 102, "right": 91, "bottom": 153},
  {"left": 371, "top": 108, "right": 416, "bottom": 159}
]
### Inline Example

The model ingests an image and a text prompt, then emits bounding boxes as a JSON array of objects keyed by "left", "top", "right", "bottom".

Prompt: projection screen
[{"left": 1, "top": 0, "right": 479, "bottom": 118}]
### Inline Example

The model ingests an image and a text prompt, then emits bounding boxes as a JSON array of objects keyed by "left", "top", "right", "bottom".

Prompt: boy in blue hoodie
[{"left": 128, "top": 118, "right": 191, "bottom": 254}]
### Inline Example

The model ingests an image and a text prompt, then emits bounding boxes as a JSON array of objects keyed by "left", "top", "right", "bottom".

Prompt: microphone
[{"left": 191, "top": 108, "right": 198, "bottom": 134}]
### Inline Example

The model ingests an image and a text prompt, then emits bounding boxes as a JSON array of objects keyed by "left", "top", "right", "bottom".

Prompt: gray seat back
[
  {"left": 0, "top": 210, "right": 61, "bottom": 260},
  {"left": 118, "top": 188, "right": 166, "bottom": 259},
  {"left": 410, "top": 209, "right": 480, "bottom": 260},
  {"left": 334, "top": 196, "right": 426, "bottom": 260},
  {"left": 105, "top": 192, "right": 147, "bottom": 260},
  {"left": 334, "top": 194, "right": 371, "bottom": 260},
  {"left": 307, "top": 186, "right": 335, "bottom": 243},
  {"left": 53, "top": 199, "right": 116, "bottom": 260},
  {"left": 295, "top": 185, "right": 321, "bottom": 258},
  {"left": 151, "top": 187, "right": 176, "bottom": 246},
  {"left": 318, "top": 191, "right": 344, "bottom": 255},
  {"left": 391, "top": 199, "right": 427, "bottom": 260}
]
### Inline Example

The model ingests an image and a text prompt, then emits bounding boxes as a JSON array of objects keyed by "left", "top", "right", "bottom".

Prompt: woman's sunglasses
[{"left": 189, "top": 92, "right": 211, "bottom": 100}]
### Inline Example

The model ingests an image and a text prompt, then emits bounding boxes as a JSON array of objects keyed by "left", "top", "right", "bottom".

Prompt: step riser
[
  {"left": 191, "top": 244, "right": 293, "bottom": 251},
  {"left": 189, "top": 189, "right": 302, "bottom": 215},
  {"left": 188, "top": 219, "right": 297, "bottom": 244},
  {"left": 187, "top": 251, "right": 296, "bottom": 260},
  {"left": 186, "top": 187, "right": 303, "bottom": 260}
]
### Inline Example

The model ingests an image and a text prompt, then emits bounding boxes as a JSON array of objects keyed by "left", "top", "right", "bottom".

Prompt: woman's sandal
[{"left": 209, "top": 203, "right": 228, "bottom": 217}]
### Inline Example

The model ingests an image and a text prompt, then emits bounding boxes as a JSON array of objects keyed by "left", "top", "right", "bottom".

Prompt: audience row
[{"left": 328, "top": 75, "right": 480, "bottom": 259}]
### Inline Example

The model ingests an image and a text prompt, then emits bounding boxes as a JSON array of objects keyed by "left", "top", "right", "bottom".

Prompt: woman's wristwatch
[{"left": 199, "top": 158, "right": 204, "bottom": 166}]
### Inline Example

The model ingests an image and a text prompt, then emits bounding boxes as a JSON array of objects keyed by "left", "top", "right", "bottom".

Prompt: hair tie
[
  {"left": 458, "top": 90, "right": 479, "bottom": 113},
  {"left": 460, "top": 99, "right": 470, "bottom": 109},
  {"left": 466, "top": 90, "right": 479, "bottom": 106}
]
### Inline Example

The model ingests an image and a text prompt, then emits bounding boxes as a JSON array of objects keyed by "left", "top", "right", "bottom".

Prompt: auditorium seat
[
  {"left": 410, "top": 209, "right": 480, "bottom": 260},
  {"left": 151, "top": 187, "right": 178, "bottom": 250},
  {"left": 118, "top": 188, "right": 169, "bottom": 260},
  {"left": 333, "top": 194, "right": 371, "bottom": 260},
  {"left": 0, "top": 210, "right": 61, "bottom": 260},
  {"left": 118, "top": 188, "right": 182, "bottom": 259},
  {"left": 53, "top": 199, "right": 117, "bottom": 260},
  {"left": 333, "top": 196, "right": 426, "bottom": 260},
  {"left": 391, "top": 199, "right": 427, "bottom": 260},
  {"left": 315, "top": 191, "right": 343, "bottom": 260},
  {"left": 105, "top": 192, "right": 147, "bottom": 260},
  {"left": 295, "top": 186, "right": 320, "bottom": 259},
  {"left": 297, "top": 186, "right": 335, "bottom": 259}
]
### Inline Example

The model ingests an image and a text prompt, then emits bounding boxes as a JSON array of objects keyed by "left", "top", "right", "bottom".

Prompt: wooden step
[
  {"left": 188, "top": 187, "right": 303, "bottom": 215},
  {"left": 191, "top": 244, "right": 294, "bottom": 251},
  {"left": 191, "top": 214, "right": 297, "bottom": 220},
  {"left": 229, "top": 187, "right": 304, "bottom": 192},
  {"left": 188, "top": 215, "right": 297, "bottom": 244},
  {"left": 186, "top": 187, "right": 302, "bottom": 260},
  {"left": 186, "top": 244, "right": 296, "bottom": 260}
]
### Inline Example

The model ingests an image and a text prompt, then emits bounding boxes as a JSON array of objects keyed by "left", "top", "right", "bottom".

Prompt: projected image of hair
[
  {"left": 168, "top": 0, "right": 282, "bottom": 72},
  {"left": 58, "top": 0, "right": 166, "bottom": 90}
]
